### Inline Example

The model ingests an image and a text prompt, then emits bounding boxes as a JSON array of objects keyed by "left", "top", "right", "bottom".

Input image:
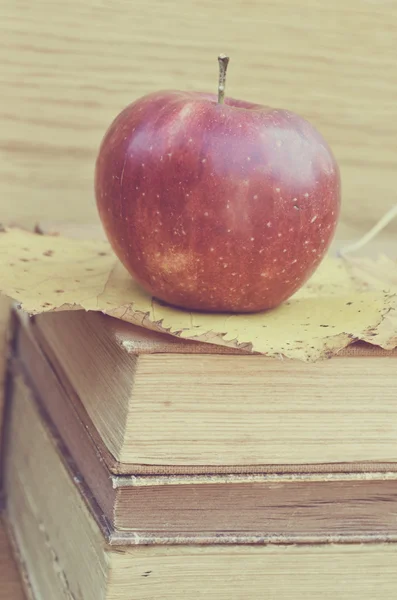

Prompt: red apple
[{"left": 95, "top": 56, "right": 340, "bottom": 313}]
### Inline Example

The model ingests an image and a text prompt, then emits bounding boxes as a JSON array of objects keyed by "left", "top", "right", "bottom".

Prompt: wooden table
[
  {"left": 1, "top": 1, "right": 397, "bottom": 238},
  {"left": 0, "top": 518, "right": 25, "bottom": 600}
]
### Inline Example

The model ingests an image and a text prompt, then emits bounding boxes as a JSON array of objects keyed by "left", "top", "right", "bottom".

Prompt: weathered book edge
[{"left": 6, "top": 375, "right": 397, "bottom": 548}]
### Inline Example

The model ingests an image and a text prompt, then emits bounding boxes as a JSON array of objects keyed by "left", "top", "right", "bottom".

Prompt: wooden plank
[{"left": 1, "top": 1, "right": 397, "bottom": 237}]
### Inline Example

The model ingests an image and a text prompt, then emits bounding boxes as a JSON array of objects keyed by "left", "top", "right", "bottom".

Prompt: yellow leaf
[{"left": 0, "top": 227, "right": 396, "bottom": 361}]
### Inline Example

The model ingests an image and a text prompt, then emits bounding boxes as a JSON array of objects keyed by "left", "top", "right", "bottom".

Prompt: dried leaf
[
  {"left": 341, "top": 254, "right": 397, "bottom": 350},
  {"left": 343, "top": 254, "right": 397, "bottom": 292},
  {"left": 0, "top": 227, "right": 396, "bottom": 361}
]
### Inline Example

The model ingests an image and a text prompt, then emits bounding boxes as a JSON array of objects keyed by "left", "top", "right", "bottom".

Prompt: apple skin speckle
[{"left": 95, "top": 90, "right": 341, "bottom": 313}]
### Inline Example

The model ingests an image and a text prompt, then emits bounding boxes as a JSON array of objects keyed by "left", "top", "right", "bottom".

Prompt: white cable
[{"left": 339, "top": 204, "right": 397, "bottom": 256}]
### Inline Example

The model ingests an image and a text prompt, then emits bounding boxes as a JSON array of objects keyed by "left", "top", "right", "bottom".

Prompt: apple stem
[{"left": 217, "top": 54, "right": 230, "bottom": 104}]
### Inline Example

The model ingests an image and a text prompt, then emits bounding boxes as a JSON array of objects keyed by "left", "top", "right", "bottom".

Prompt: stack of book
[{"left": 3, "top": 307, "right": 397, "bottom": 599}]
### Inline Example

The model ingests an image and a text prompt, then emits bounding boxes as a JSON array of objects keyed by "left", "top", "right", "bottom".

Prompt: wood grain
[
  {"left": 0, "top": 519, "right": 25, "bottom": 600},
  {"left": 1, "top": 1, "right": 397, "bottom": 237}
]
